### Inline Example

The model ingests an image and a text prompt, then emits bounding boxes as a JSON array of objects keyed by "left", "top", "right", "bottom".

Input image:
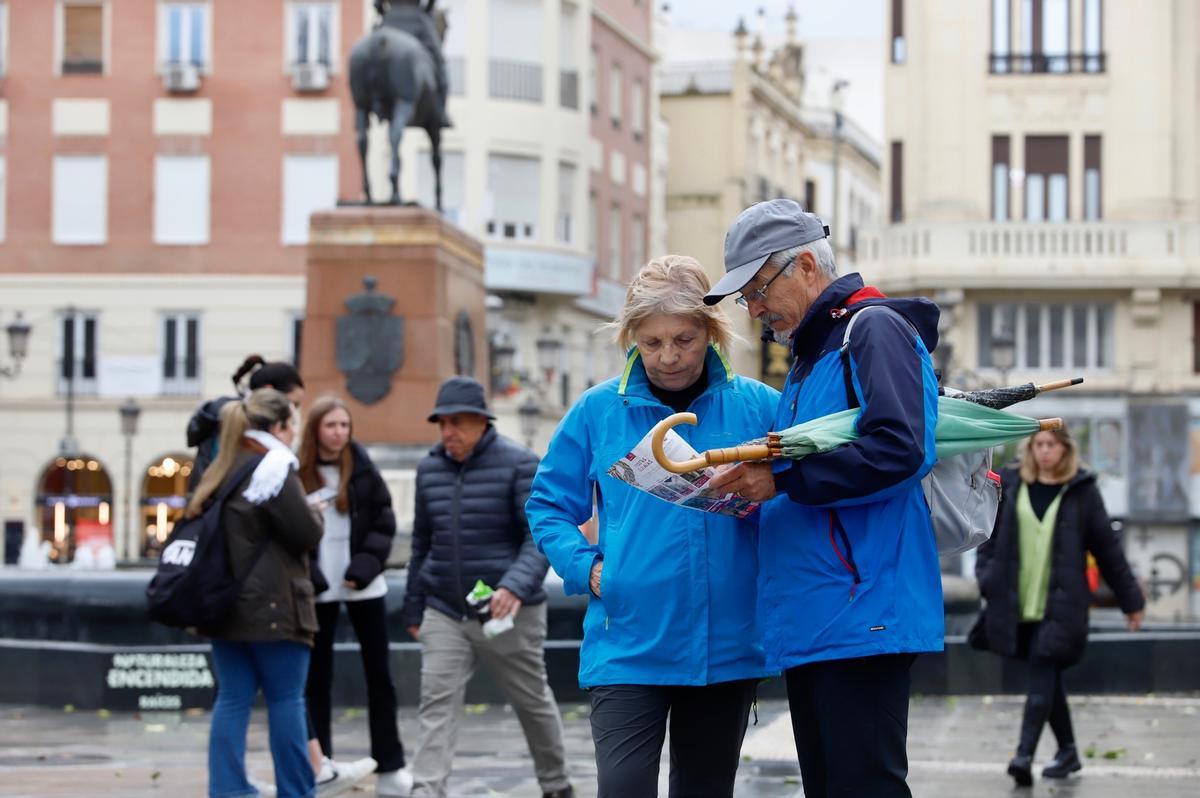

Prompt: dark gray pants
[{"left": 588, "top": 679, "right": 757, "bottom": 798}]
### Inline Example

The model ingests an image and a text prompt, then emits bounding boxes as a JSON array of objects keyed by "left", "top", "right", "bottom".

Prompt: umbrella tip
[{"left": 1071, "top": 377, "right": 1084, "bottom": 385}]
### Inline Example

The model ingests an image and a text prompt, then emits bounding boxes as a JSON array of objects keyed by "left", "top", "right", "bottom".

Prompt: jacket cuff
[
  {"left": 344, "top": 552, "right": 383, "bottom": 590},
  {"left": 567, "top": 553, "right": 602, "bottom": 597}
]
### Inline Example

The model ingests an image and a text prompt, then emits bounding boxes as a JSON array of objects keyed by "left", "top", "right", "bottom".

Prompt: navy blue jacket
[
  {"left": 402, "top": 427, "right": 548, "bottom": 625},
  {"left": 758, "top": 273, "right": 945, "bottom": 668}
]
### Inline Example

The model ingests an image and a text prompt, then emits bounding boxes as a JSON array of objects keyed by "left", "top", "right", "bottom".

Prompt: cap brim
[
  {"left": 703, "top": 253, "right": 771, "bottom": 306},
  {"left": 428, "top": 405, "right": 497, "bottom": 423}
]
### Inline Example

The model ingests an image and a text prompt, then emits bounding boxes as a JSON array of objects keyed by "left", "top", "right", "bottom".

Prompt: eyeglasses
[{"left": 735, "top": 260, "right": 792, "bottom": 309}]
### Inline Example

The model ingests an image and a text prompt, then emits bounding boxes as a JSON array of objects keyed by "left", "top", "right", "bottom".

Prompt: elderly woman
[{"left": 527, "top": 255, "right": 779, "bottom": 797}]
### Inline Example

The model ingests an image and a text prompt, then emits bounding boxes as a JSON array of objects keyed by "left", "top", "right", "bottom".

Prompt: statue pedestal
[{"left": 301, "top": 206, "right": 487, "bottom": 446}]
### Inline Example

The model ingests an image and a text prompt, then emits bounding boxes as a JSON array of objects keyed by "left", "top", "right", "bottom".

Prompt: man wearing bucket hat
[
  {"left": 402, "top": 376, "right": 574, "bottom": 798},
  {"left": 707, "top": 199, "right": 944, "bottom": 797}
]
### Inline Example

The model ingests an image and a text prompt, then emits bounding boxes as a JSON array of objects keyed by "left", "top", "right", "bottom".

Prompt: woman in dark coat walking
[{"left": 973, "top": 426, "right": 1144, "bottom": 788}]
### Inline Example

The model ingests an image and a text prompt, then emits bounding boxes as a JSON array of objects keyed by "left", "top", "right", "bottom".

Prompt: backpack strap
[
  {"left": 214, "top": 454, "right": 267, "bottom": 505},
  {"left": 839, "top": 304, "right": 918, "bottom": 410}
]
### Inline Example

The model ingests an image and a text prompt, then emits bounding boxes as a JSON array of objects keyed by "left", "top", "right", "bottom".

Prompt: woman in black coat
[
  {"left": 298, "top": 396, "right": 411, "bottom": 796},
  {"left": 973, "top": 426, "right": 1144, "bottom": 788}
]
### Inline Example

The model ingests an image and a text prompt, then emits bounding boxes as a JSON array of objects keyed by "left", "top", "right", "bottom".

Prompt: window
[
  {"left": 558, "top": 3, "right": 578, "bottom": 109},
  {"left": 889, "top": 141, "right": 903, "bottom": 223},
  {"left": 631, "top": 78, "right": 645, "bottom": 141},
  {"left": 608, "top": 203, "right": 622, "bottom": 279},
  {"left": 556, "top": 162, "right": 576, "bottom": 245},
  {"left": 0, "top": 4, "right": 8, "bottom": 75},
  {"left": 991, "top": 0, "right": 1010, "bottom": 73},
  {"left": 1024, "top": 135, "right": 1068, "bottom": 222},
  {"left": 53, "top": 155, "right": 107, "bottom": 245},
  {"left": 161, "top": 313, "right": 200, "bottom": 395},
  {"left": 161, "top": 3, "right": 208, "bottom": 68},
  {"left": 441, "top": 0, "right": 466, "bottom": 94},
  {"left": 630, "top": 214, "right": 645, "bottom": 278},
  {"left": 289, "top": 2, "right": 334, "bottom": 67},
  {"left": 281, "top": 155, "right": 338, "bottom": 244},
  {"left": 992, "top": 135, "right": 1010, "bottom": 221},
  {"left": 289, "top": 312, "right": 304, "bottom": 369},
  {"left": 59, "top": 310, "right": 98, "bottom": 395},
  {"left": 609, "top": 63, "right": 623, "bottom": 130},
  {"left": 155, "top": 156, "right": 210, "bottom": 245},
  {"left": 804, "top": 179, "right": 816, "bottom": 213},
  {"left": 588, "top": 49, "right": 598, "bottom": 116},
  {"left": 1019, "top": 0, "right": 1069, "bottom": 72},
  {"left": 587, "top": 191, "right": 598, "bottom": 259},
  {"left": 1083, "top": 0, "right": 1102, "bottom": 72},
  {"left": 891, "top": 0, "right": 905, "bottom": 64},
  {"left": 489, "top": 0, "right": 542, "bottom": 102},
  {"left": 1084, "top": 134, "right": 1101, "bottom": 221},
  {"left": 486, "top": 154, "right": 540, "bottom": 240},
  {"left": 62, "top": 2, "right": 104, "bottom": 74},
  {"left": 978, "top": 302, "right": 1113, "bottom": 370}
]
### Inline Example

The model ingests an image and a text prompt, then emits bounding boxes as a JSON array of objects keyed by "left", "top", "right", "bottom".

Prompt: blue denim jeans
[{"left": 209, "top": 640, "right": 315, "bottom": 798}]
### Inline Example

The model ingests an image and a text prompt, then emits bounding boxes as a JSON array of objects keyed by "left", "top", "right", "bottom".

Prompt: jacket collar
[
  {"left": 617, "top": 344, "right": 735, "bottom": 400},
  {"left": 789, "top": 273, "right": 873, "bottom": 357}
]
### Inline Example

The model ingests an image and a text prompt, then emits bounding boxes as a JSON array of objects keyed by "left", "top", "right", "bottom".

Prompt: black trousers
[
  {"left": 305, "top": 596, "right": 406, "bottom": 772},
  {"left": 1016, "top": 623, "right": 1074, "bottom": 756},
  {"left": 785, "top": 653, "right": 916, "bottom": 798},
  {"left": 588, "top": 679, "right": 757, "bottom": 798}
]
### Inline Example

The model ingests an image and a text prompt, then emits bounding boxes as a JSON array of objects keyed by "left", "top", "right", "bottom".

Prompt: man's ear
[{"left": 796, "top": 250, "right": 819, "bottom": 277}]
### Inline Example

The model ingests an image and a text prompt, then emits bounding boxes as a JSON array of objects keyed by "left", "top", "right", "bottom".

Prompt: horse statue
[{"left": 348, "top": 0, "right": 449, "bottom": 208}]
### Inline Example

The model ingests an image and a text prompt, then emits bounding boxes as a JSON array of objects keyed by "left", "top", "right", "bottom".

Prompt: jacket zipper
[
  {"left": 451, "top": 468, "right": 467, "bottom": 617},
  {"left": 828, "top": 511, "right": 861, "bottom": 600}
]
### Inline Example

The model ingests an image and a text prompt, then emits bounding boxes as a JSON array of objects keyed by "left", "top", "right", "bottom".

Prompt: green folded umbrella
[{"left": 649, "top": 398, "right": 1062, "bottom": 475}]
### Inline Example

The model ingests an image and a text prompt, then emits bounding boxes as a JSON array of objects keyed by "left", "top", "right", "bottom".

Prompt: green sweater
[{"left": 1017, "top": 482, "right": 1064, "bottom": 622}]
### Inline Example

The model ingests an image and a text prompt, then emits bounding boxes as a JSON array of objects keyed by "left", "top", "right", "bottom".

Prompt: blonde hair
[
  {"left": 1019, "top": 426, "right": 1081, "bottom": 485},
  {"left": 186, "top": 388, "right": 294, "bottom": 518},
  {"left": 607, "top": 255, "right": 737, "bottom": 353}
]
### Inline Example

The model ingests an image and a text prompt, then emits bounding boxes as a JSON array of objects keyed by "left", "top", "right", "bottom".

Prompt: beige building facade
[{"left": 863, "top": 0, "right": 1200, "bottom": 618}]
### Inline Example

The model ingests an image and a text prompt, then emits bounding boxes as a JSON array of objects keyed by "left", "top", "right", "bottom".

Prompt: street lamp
[
  {"left": 829, "top": 79, "right": 849, "bottom": 253},
  {"left": 517, "top": 397, "right": 541, "bottom": 449},
  {"left": 535, "top": 333, "right": 563, "bottom": 384},
  {"left": 119, "top": 398, "right": 141, "bottom": 561},
  {"left": 1, "top": 312, "right": 31, "bottom": 379},
  {"left": 489, "top": 339, "right": 516, "bottom": 393},
  {"left": 990, "top": 334, "right": 1016, "bottom": 387}
]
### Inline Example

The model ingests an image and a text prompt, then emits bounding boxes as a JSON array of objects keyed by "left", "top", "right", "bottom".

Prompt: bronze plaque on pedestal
[{"left": 301, "top": 206, "right": 486, "bottom": 446}]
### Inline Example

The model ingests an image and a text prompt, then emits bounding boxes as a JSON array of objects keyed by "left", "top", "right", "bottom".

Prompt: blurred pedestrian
[
  {"left": 187, "top": 355, "right": 306, "bottom": 489},
  {"left": 527, "top": 255, "right": 779, "bottom": 797},
  {"left": 186, "top": 388, "right": 322, "bottom": 798},
  {"left": 403, "top": 376, "right": 573, "bottom": 798},
  {"left": 973, "top": 426, "right": 1145, "bottom": 787},
  {"left": 298, "top": 396, "right": 412, "bottom": 796}
]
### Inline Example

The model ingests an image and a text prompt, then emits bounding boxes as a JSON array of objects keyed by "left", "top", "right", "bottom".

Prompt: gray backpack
[{"left": 841, "top": 305, "right": 1000, "bottom": 556}]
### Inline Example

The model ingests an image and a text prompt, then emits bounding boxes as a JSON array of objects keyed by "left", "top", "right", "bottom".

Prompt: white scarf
[{"left": 242, "top": 429, "right": 300, "bottom": 505}]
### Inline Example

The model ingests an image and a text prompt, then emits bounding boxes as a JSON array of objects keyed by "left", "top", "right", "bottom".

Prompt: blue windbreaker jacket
[
  {"left": 526, "top": 346, "right": 780, "bottom": 687},
  {"left": 760, "top": 273, "right": 945, "bottom": 670}
]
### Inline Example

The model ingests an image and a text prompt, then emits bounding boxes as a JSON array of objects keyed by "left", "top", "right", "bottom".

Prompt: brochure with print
[{"left": 607, "top": 426, "right": 759, "bottom": 519}]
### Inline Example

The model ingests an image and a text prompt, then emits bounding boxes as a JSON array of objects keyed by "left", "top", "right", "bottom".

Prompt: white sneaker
[
  {"left": 317, "top": 756, "right": 378, "bottom": 797},
  {"left": 375, "top": 766, "right": 414, "bottom": 797},
  {"left": 249, "top": 777, "right": 277, "bottom": 798}
]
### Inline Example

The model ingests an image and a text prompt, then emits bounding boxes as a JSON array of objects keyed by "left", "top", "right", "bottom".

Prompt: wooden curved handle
[
  {"left": 650, "top": 413, "right": 705, "bottom": 474},
  {"left": 1038, "top": 417, "right": 1064, "bottom": 431},
  {"left": 649, "top": 413, "right": 781, "bottom": 474}
]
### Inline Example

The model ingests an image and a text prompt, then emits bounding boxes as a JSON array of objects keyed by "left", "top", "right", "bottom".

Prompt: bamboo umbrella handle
[
  {"left": 1035, "top": 377, "right": 1084, "bottom": 394},
  {"left": 649, "top": 413, "right": 780, "bottom": 474},
  {"left": 1038, "top": 417, "right": 1064, "bottom": 431}
]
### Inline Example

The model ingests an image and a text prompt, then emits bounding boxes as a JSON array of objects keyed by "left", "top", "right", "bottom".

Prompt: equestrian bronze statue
[{"left": 349, "top": 0, "right": 450, "bottom": 207}]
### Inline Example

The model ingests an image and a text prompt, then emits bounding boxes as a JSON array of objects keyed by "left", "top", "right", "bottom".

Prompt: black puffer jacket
[
  {"left": 974, "top": 468, "right": 1144, "bottom": 666},
  {"left": 402, "top": 426, "right": 548, "bottom": 625},
  {"left": 320, "top": 441, "right": 397, "bottom": 591}
]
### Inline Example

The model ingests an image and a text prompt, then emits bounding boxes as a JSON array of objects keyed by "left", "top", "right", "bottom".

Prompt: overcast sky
[{"left": 666, "top": 0, "right": 884, "bottom": 40}]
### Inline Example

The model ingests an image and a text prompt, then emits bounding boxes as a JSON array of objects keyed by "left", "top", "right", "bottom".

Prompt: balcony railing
[
  {"left": 489, "top": 59, "right": 542, "bottom": 103},
  {"left": 559, "top": 69, "right": 579, "bottom": 110},
  {"left": 858, "top": 221, "right": 1196, "bottom": 289},
  {"left": 988, "top": 52, "right": 1106, "bottom": 75}
]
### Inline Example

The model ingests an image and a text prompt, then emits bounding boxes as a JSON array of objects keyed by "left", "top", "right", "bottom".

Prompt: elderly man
[
  {"left": 707, "top": 199, "right": 944, "bottom": 797},
  {"left": 403, "top": 376, "right": 573, "bottom": 798}
]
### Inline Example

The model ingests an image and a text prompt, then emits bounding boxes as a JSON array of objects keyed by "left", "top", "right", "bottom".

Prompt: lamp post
[
  {"left": 489, "top": 338, "right": 516, "bottom": 394},
  {"left": 535, "top": 333, "right": 563, "bottom": 391},
  {"left": 829, "top": 79, "right": 849, "bottom": 253},
  {"left": 1, "top": 312, "right": 31, "bottom": 379},
  {"left": 517, "top": 397, "right": 541, "bottom": 450},
  {"left": 119, "top": 398, "right": 141, "bottom": 562},
  {"left": 60, "top": 306, "right": 80, "bottom": 455},
  {"left": 990, "top": 333, "right": 1016, "bottom": 388}
]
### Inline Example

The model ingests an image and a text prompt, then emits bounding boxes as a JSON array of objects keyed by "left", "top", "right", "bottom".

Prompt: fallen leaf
[
  {"left": 1084, "top": 745, "right": 1097, "bottom": 759},
  {"left": 1102, "top": 748, "right": 1125, "bottom": 760}
]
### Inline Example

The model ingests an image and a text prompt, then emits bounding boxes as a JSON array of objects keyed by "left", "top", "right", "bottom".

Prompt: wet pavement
[{"left": 1, "top": 694, "right": 1197, "bottom": 796}]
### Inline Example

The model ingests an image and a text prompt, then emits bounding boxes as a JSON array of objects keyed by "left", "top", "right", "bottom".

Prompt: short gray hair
[
  {"left": 767, "top": 237, "right": 838, "bottom": 279},
  {"left": 607, "top": 254, "right": 738, "bottom": 353}
]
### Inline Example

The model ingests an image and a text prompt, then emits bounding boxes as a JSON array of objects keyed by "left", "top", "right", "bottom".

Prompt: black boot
[
  {"left": 542, "top": 786, "right": 575, "bottom": 798},
  {"left": 1007, "top": 753, "right": 1034, "bottom": 787},
  {"left": 1042, "top": 744, "right": 1082, "bottom": 778}
]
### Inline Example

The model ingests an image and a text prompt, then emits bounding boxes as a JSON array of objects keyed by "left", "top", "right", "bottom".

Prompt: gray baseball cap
[{"left": 703, "top": 199, "right": 830, "bottom": 305}]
